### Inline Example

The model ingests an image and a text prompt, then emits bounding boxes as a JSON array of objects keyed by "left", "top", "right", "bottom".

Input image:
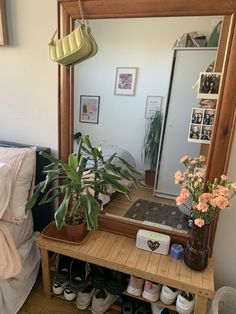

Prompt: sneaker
[
  {"left": 52, "top": 279, "right": 69, "bottom": 295},
  {"left": 76, "top": 282, "right": 95, "bottom": 310},
  {"left": 176, "top": 291, "right": 195, "bottom": 314},
  {"left": 69, "top": 259, "right": 91, "bottom": 292},
  {"left": 52, "top": 254, "right": 71, "bottom": 295},
  {"left": 142, "top": 280, "right": 161, "bottom": 302},
  {"left": 54, "top": 254, "right": 72, "bottom": 283},
  {"left": 160, "top": 285, "right": 179, "bottom": 305},
  {"left": 107, "top": 269, "right": 126, "bottom": 295},
  {"left": 64, "top": 286, "right": 78, "bottom": 302},
  {"left": 91, "top": 288, "right": 119, "bottom": 314},
  {"left": 150, "top": 303, "right": 165, "bottom": 314},
  {"left": 127, "top": 276, "right": 144, "bottom": 296}
]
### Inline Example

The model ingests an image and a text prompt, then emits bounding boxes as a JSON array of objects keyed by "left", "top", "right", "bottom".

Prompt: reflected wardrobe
[{"left": 155, "top": 47, "right": 217, "bottom": 198}]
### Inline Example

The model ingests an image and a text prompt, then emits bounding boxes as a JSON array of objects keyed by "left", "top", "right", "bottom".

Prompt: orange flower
[
  {"left": 197, "top": 202, "right": 209, "bottom": 212},
  {"left": 194, "top": 218, "right": 205, "bottom": 227},
  {"left": 174, "top": 170, "right": 183, "bottom": 184},
  {"left": 199, "top": 193, "right": 212, "bottom": 203},
  {"left": 210, "top": 196, "right": 230, "bottom": 209}
]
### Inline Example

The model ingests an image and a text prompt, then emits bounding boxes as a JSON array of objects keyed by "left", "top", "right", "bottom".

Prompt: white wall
[
  {"left": 0, "top": 1, "right": 235, "bottom": 291},
  {"left": 0, "top": 0, "right": 58, "bottom": 154},
  {"left": 213, "top": 127, "right": 236, "bottom": 289},
  {"left": 75, "top": 16, "right": 217, "bottom": 171}
]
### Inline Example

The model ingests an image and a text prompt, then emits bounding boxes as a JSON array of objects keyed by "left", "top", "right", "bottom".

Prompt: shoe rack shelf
[
  {"left": 36, "top": 230, "right": 214, "bottom": 314},
  {"left": 123, "top": 291, "right": 177, "bottom": 312}
]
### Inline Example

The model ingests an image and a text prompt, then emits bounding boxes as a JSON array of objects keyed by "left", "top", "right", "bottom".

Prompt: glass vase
[{"left": 184, "top": 223, "right": 210, "bottom": 271}]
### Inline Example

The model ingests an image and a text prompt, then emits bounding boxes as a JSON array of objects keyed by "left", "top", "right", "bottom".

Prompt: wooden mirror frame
[{"left": 58, "top": 0, "right": 236, "bottom": 251}]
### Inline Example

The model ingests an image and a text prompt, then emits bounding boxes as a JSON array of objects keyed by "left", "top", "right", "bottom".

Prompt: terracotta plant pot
[
  {"left": 145, "top": 170, "right": 156, "bottom": 187},
  {"left": 64, "top": 220, "right": 86, "bottom": 242}
]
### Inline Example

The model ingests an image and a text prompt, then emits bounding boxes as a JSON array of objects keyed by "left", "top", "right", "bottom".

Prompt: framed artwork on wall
[
  {"left": 114, "top": 67, "right": 138, "bottom": 96},
  {"left": 79, "top": 95, "right": 100, "bottom": 124},
  {"left": 145, "top": 96, "right": 163, "bottom": 119},
  {"left": 0, "top": 0, "right": 8, "bottom": 45}
]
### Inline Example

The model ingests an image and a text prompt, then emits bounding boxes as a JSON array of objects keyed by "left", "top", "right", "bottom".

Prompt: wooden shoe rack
[{"left": 36, "top": 230, "right": 214, "bottom": 314}]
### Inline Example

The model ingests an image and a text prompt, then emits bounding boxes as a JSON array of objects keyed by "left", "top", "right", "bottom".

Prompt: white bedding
[
  {"left": 101, "top": 144, "right": 136, "bottom": 168},
  {"left": 0, "top": 213, "right": 40, "bottom": 314}
]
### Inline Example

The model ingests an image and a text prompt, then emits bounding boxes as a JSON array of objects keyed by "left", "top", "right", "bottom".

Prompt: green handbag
[
  {"left": 49, "top": 23, "right": 98, "bottom": 66},
  {"left": 49, "top": 0, "right": 98, "bottom": 66}
]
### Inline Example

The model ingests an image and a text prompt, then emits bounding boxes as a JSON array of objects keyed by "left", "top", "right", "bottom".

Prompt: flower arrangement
[{"left": 175, "top": 155, "right": 236, "bottom": 227}]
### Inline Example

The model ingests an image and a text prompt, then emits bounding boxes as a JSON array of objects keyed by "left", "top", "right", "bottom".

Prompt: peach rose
[
  {"left": 199, "top": 155, "right": 206, "bottom": 162},
  {"left": 214, "top": 185, "right": 230, "bottom": 197},
  {"left": 199, "top": 193, "right": 212, "bottom": 203},
  {"left": 175, "top": 171, "right": 183, "bottom": 184},
  {"left": 180, "top": 156, "right": 189, "bottom": 163},
  {"left": 194, "top": 218, "right": 205, "bottom": 227},
  {"left": 210, "top": 196, "right": 230, "bottom": 209},
  {"left": 176, "top": 195, "right": 185, "bottom": 205},
  {"left": 221, "top": 175, "right": 228, "bottom": 181},
  {"left": 196, "top": 202, "right": 209, "bottom": 212}
]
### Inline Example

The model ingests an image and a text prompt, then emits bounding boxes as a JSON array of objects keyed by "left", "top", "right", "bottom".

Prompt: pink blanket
[{"left": 0, "top": 221, "right": 22, "bottom": 279}]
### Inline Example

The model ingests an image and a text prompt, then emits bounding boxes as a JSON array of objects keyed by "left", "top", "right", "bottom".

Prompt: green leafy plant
[
  {"left": 26, "top": 135, "right": 140, "bottom": 231},
  {"left": 142, "top": 110, "right": 163, "bottom": 172}
]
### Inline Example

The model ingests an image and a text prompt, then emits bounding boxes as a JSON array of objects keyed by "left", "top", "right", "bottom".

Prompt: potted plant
[
  {"left": 26, "top": 134, "right": 139, "bottom": 242},
  {"left": 142, "top": 110, "right": 163, "bottom": 186}
]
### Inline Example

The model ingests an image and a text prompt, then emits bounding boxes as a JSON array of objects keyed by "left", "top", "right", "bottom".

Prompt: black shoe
[
  {"left": 69, "top": 259, "right": 91, "bottom": 292},
  {"left": 54, "top": 254, "right": 72, "bottom": 283}
]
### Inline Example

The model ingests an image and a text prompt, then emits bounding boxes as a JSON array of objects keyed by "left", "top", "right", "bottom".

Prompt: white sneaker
[
  {"left": 76, "top": 283, "right": 95, "bottom": 310},
  {"left": 91, "top": 289, "right": 119, "bottom": 314},
  {"left": 52, "top": 279, "right": 69, "bottom": 295},
  {"left": 142, "top": 280, "right": 161, "bottom": 302},
  {"left": 160, "top": 285, "right": 179, "bottom": 305},
  {"left": 151, "top": 303, "right": 165, "bottom": 314},
  {"left": 127, "top": 276, "right": 144, "bottom": 296},
  {"left": 176, "top": 291, "right": 195, "bottom": 314},
  {"left": 64, "top": 286, "right": 77, "bottom": 302}
]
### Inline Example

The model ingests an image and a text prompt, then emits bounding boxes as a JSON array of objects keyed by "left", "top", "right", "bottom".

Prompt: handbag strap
[
  {"left": 49, "top": 0, "right": 89, "bottom": 44},
  {"left": 77, "top": 0, "right": 89, "bottom": 27}
]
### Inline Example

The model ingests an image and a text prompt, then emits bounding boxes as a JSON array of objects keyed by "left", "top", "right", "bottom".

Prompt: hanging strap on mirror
[{"left": 77, "top": 0, "right": 90, "bottom": 27}]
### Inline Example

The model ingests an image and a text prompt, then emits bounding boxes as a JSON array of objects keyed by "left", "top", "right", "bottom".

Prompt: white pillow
[
  {"left": 0, "top": 163, "right": 12, "bottom": 218},
  {"left": 0, "top": 147, "right": 36, "bottom": 223},
  {"left": 10, "top": 148, "right": 36, "bottom": 220}
]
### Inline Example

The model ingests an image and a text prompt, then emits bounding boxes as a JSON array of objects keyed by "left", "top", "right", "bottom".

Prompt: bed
[
  {"left": 85, "top": 143, "right": 137, "bottom": 205},
  {"left": 0, "top": 140, "right": 52, "bottom": 314}
]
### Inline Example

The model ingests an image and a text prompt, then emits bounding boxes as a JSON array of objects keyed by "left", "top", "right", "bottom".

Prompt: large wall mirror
[{"left": 58, "top": 0, "right": 236, "bottom": 251}]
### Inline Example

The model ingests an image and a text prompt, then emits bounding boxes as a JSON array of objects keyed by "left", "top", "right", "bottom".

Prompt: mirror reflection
[{"left": 74, "top": 15, "right": 224, "bottom": 234}]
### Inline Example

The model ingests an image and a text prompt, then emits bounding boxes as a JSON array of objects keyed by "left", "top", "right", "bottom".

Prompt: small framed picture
[
  {"left": 0, "top": 0, "right": 8, "bottom": 45},
  {"left": 79, "top": 95, "right": 100, "bottom": 124},
  {"left": 145, "top": 96, "right": 163, "bottom": 119},
  {"left": 197, "top": 72, "right": 221, "bottom": 99},
  {"left": 114, "top": 67, "right": 138, "bottom": 96}
]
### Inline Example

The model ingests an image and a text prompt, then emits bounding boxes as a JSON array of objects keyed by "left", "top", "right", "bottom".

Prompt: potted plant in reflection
[
  {"left": 26, "top": 134, "right": 139, "bottom": 242},
  {"left": 142, "top": 110, "right": 163, "bottom": 186}
]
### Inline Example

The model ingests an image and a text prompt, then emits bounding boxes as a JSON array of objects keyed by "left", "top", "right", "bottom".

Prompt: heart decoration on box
[{"left": 147, "top": 240, "right": 160, "bottom": 251}]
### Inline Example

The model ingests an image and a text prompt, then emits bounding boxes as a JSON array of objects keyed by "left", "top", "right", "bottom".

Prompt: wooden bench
[{"left": 36, "top": 230, "right": 214, "bottom": 314}]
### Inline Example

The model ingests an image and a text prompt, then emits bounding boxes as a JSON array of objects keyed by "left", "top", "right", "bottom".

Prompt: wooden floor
[{"left": 18, "top": 275, "right": 91, "bottom": 314}]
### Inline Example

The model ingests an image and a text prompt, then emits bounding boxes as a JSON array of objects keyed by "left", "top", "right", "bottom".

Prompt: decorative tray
[{"left": 42, "top": 221, "right": 89, "bottom": 245}]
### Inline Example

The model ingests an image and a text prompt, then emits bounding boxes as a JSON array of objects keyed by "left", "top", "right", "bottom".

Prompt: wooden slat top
[{"left": 36, "top": 230, "right": 214, "bottom": 298}]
